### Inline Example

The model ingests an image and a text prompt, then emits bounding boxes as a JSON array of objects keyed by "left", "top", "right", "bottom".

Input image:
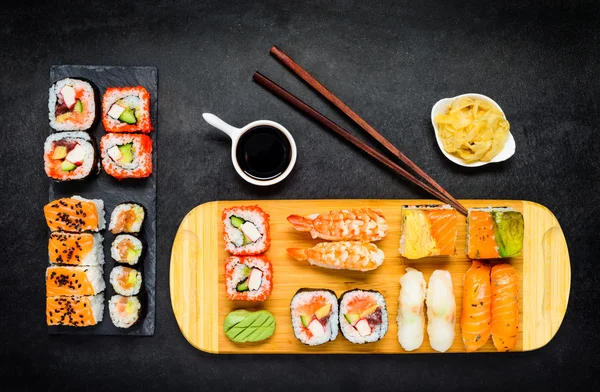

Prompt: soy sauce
[{"left": 236, "top": 126, "right": 291, "bottom": 181}]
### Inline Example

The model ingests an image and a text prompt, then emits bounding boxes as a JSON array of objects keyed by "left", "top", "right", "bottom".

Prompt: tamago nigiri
[
  {"left": 426, "top": 270, "right": 456, "bottom": 352},
  {"left": 461, "top": 260, "right": 492, "bottom": 352},
  {"left": 397, "top": 268, "right": 426, "bottom": 351},
  {"left": 491, "top": 264, "right": 519, "bottom": 352}
]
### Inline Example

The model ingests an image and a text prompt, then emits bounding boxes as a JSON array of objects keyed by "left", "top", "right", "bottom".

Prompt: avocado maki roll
[
  {"left": 100, "top": 133, "right": 153, "bottom": 179},
  {"left": 339, "top": 289, "right": 388, "bottom": 344},
  {"left": 109, "top": 203, "right": 145, "bottom": 234},
  {"left": 49, "top": 78, "right": 97, "bottom": 132},
  {"left": 109, "top": 266, "right": 142, "bottom": 296},
  {"left": 290, "top": 289, "right": 339, "bottom": 346},
  {"left": 111, "top": 234, "right": 143, "bottom": 265},
  {"left": 43, "top": 132, "right": 100, "bottom": 181},
  {"left": 466, "top": 207, "right": 524, "bottom": 258},
  {"left": 109, "top": 295, "right": 141, "bottom": 328},
  {"left": 222, "top": 206, "right": 270, "bottom": 256},
  {"left": 102, "top": 86, "right": 153, "bottom": 133}
]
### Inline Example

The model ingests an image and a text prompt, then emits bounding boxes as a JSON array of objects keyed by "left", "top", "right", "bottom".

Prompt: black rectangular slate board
[{"left": 48, "top": 65, "right": 157, "bottom": 336}]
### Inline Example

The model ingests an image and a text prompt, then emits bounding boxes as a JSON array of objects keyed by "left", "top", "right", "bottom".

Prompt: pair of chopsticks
[{"left": 253, "top": 46, "right": 467, "bottom": 215}]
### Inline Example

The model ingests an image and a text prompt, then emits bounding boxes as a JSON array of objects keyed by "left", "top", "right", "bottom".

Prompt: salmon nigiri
[
  {"left": 491, "top": 264, "right": 519, "bottom": 352},
  {"left": 461, "top": 260, "right": 491, "bottom": 352}
]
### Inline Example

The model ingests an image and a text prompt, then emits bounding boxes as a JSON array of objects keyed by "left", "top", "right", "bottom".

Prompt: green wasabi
[{"left": 224, "top": 309, "right": 276, "bottom": 343}]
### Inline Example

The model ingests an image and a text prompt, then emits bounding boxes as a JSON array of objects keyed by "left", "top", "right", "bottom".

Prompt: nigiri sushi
[
  {"left": 426, "top": 270, "right": 456, "bottom": 352},
  {"left": 466, "top": 207, "right": 524, "bottom": 259},
  {"left": 399, "top": 205, "right": 458, "bottom": 259},
  {"left": 461, "top": 260, "right": 492, "bottom": 352},
  {"left": 287, "top": 208, "right": 388, "bottom": 241},
  {"left": 287, "top": 241, "right": 384, "bottom": 272},
  {"left": 397, "top": 268, "right": 426, "bottom": 351},
  {"left": 491, "top": 264, "right": 519, "bottom": 352}
]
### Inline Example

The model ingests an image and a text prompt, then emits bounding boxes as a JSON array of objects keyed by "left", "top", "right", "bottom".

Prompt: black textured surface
[
  {"left": 48, "top": 65, "right": 157, "bottom": 335},
  {"left": 1, "top": 1, "right": 599, "bottom": 391}
]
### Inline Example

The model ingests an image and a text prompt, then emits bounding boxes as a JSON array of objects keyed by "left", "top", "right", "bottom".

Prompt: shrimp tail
[
  {"left": 287, "top": 215, "right": 314, "bottom": 232},
  {"left": 286, "top": 248, "right": 308, "bottom": 261}
]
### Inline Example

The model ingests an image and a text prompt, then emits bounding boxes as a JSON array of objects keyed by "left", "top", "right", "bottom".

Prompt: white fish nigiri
[
  {"left": 426, "top": 270, "right": 456, "bottom": 352},
  {"left": 397, "top": 267, "right": 426, "bottom": 351}
]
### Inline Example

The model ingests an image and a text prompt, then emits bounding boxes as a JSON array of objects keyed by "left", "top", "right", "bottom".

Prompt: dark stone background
[{"left": 0, "top": 0, "right": 598, "bottom": 390}]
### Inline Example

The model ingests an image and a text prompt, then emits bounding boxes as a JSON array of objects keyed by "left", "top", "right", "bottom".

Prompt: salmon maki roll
[
  {"left": 46, "top": 266, "right": 105, "bottom": 297},
  {"left": 44, "top": 196, "right": 105, "bottom": 233},
  {"left": 290, "top": 289, "right": 339, "bottom": 346},
  {"left": 100, "top": 133, "right": 153, "bottom": 179},
  {"left": 399, "top": 205, "right": 458, "bottom": 259},
  {"left": 466, "top": 207, "right": 524, "bottom": 259},
  {"left": 102, "top": 86, "right": 153, "bottom": 133},
  {"left": 48, "top": 232, "right": 104, "bottom": 266},
  {"left": 47, "top": 294, "right": 104, "bottom": 327},
  {"left": 109, "top": 266, "right": 142, "bottom": 296},
  {"left": 109, "top": 203, "right": 145, "bottom": 234},
  {"left": 109, "top": 295, "right": 142, "bottom": 329},
  {"left": 223, "top": 206, "right": 270, "bottom": 255},
  {"left": 491, "top": 264, "right": 519, "bottom": 352},
  {"left": 461, "top": 260, "right": 492, "bottom": 352},
  {"left": 225, "top": 255, "right": 273, "bottom": 301},
  {"left": 339, "top": 289, "right": 388, "bottom": 344}
]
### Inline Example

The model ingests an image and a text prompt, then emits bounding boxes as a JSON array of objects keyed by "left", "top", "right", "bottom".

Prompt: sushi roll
[
  {"left": 111, "top": 234, "right": 143, "bottom": 265},
  {"left": 225, "top": 255, "right": 273, "bottom": 301},
  {"left": 223, "top": 206, "right": 270, "bottom": 255},
  {"left": 290, "top": 289, "right": 338, "bottom": 346},
  {"left": 109, "top": 295, "right": 142, "bottom": 328},
  {"left": 47, "top": 294, "right": 104, "bottom": 327},
  {"left": 48, "top": 232, "right": 104, "bottom": 266},
  {"left": 46, "top": 266, "right": 105, "bottom": 297},
  {"left": 399, "top": 205, "right": 458, "bottom": 259},
  {"left": 110, "top": 266, "right": 142, "bottom": 296},
  {"left": 48, "top": 78, "right": 97, "bottom": 132},
  {"left": 397, "top": 268, "right": 426, "bottom": 351},
  {"left": 102, "top": 86, "right": 153, "bottom": 133},
  {"left": 44, "top": 196, "right": 105, "bottom": 232},
  {"left": 43, "top": 132, "right": 100, "bottom": 181},
  {"left": 109, "top": 203, "right": 145, "bottom": 234},
  {"left": 426, "top": 270, "right": 456, "bottom": 353},
  {"left": 100, "top": 133, "right": 153, "bottom": 179},
  {"left": 339, "top": 289, "right": 388, "bottom": 344},
  {"left": 466, "top": 207, "right": 524, "bottom": 259}
]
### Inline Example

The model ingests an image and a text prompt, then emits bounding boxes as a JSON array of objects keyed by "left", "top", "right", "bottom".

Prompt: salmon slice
[
  {"left": 461, "top": 260, "right": 492, "bottom": 352},
  {"left": 296, "top": 295, "right": 330, "bottom": 316},
  {"left": 345, "top": 294, "right": 378, "bottom": 315},
  {"left": 467, "top": 210, "right": 500, "bottom": 258},
  {"left": 46, "top": 266, "right": 99, "bottom": 297},
  {"left": 46, "top": 296, "right": 98, "bottom": 326},
  {"left": 44, "top": 198, "right": 99, "bottom": 232},
  {"left": 427, "top": 209, "right": 458, "bottom": 255},
  {"left": 48, "top": 232, "right": 94, "bottom": 265},
  {"left": 491, "top": 264, "right": 519, "bottom": 352}
]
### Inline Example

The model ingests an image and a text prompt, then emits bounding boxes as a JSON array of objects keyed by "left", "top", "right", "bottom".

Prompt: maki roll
[
  {"left": 290, "top": 289, "right": 338, "bottom": 346},
  {"left": 48, "top": 232, "right": 104, "bottom": 266},
  {"left": 399, "top": 205, "right": 458, "bottom": 259},
  {"left": 466, "top": 207, "right": 524, "bottom": 259},
  {"left": 339, "top": 289, "right": 388, "bottom": 344},
  {"left": 109, "top": 295, "right": 142, "bottom": 328},
  {"left": 110, "top": 266, "right": 142, "bottom": 296},
  {"left": 43, "top": 132, "right": 100, "bottom": 181},
  {"left": 47, "top": 294, "right": 104, "bottom": 327},
  {"left": 49, "top": 78, "right": 97, "bottom": 132},
  {"left": 102, "top": 86, "right": 153, "bottom": 133},
  {"left": 224, "top": 255, "right": 273, "bottom": 301},
  {"left": 100, "top": 133, "right": 153, "bottom": 179},
  {"left": 109, "top": 203, "right": 145, "bottom": 234},
  {"left": 46, "top": 266, "right": 105, "bottom": 297},
  {"left": 223, "top": 206, "right": 270, "bottom": 256},
  {"left": 44, "top": 196, "right": 105, "bottom": 233},
  {"left": 111, "top": 234, "right": 143, "bottom": 265}
]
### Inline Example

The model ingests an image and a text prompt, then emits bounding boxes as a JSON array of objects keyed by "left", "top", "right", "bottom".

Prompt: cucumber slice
[
  {"left": 230, "top": 216, "right": 244, "bottom": 228},
  {"left": 242, "top": 233, "right": 251, "bottom": 246},
  {"left": 236, "top": 279, "right": 249, "bottom": 292},
  {"left": 119, "top": 108, "right": 137, "bottom": 124},
  {"left": 61, "top": 160, "right": 76, "bottom": 171},
  {"left": 344, "top": 313, "right": 360, "bottom": 325},
  {"left": 242, "top": 265, "right": 251, "bottom": 277},
  {"left": 300, "top": 315, "right": 312, "bottom": 328},
  {"left": 74, "top": 100, "right": 83, "bottom": 113}
]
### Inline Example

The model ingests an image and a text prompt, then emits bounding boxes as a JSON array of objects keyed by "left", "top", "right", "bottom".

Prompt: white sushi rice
[
  {"left": 72, "top": 195, "right": 105, "bottom": 231},
  {"left": 110, "top": 266, "right": 142, "bottom": 296},
  {"left": 109, "top": 203, "right": 145, "bottom": 234},
  {"left": 223, "top": 209, "right": 268, "bottom": 254},
  {"left": 46, "top": 265, "right": 106, "bottom": 294},
  {"left": 110, "top": 234, "right": 143, "bottom": 265},
  {"left": 339, "top": 290, "right": 388, "bottom": 344},
  {"left": 102, "top": 89, "right": 147, "bottom": 129},
  {"left": 225, "top": 256, "right": 272, "bottom": 300},
  {"left": 290, "top": 290, "right": 339, "bottom": 346},
  {"left": 109, "top": 295, "right": 141, "bottom": 328},
  {"left": 48, "top": 78, "right": 95, "bottom": 131},
  {"left": 43, "top": 132, "right": 98, "bottom": 181}
]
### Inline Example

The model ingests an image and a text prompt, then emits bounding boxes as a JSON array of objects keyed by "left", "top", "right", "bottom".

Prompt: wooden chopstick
[
  {"left": 269, "top": 45, "right": 467, "bottom": 215},
  {"left": 253, "top": 72, "right": 467, "bottom": 213}
]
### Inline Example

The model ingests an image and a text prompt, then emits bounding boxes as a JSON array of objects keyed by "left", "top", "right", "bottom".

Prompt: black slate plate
[{"left": 47, "top": 65, "right": 157, "bottom": 336}]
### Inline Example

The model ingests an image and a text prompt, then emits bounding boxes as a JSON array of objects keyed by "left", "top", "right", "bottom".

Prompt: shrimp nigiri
[
  {"left": 426, "top": 270, "right": 456, "bottom": 352},
  {"left": 286, "top": 241, "right": 384, "bottom": 272},
  {"left": 287, "top": 208, "right": 388, "bottom": 242},
  {"left": 461, "top": 260, "right": 491, "bottom": 352},
  {"left": 491, "top": 264, "right": 519, "bottom": 352},
  {"left": 397, "top": 268, "right": 426, "bottom": 351}
]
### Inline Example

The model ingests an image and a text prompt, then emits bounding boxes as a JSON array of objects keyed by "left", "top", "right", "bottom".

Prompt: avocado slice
[
  {"left": 236, "top": 279, "right": 249, "bottom": 292},
  {"left": 314, "top": 303, "right": 332, "bottom": 320},
  {"left": 61, "top": 160, "right": 76, "bottom": 171},
  {"left": 230, "top": 216, "right": 244, "bottom": 228},
  {"left": 492, "top": 211, "right": 524, "bottom": 257},
  {"left": 241, "top": 233, "right": 251, "bottom": 246},
  {"left": 119, "top": 108, "right": 137, "bottom": 124},
  {"left": 126, "top": 248, "right": 139, "bottom": 262},
  {"left": 118, "top": 143, "right": 134, "bottom": 164},
  {"left": 74, "top": 100, "right": 83, "bottom": 113},
  {"left": 300, "top": 315, "right": 312, "bottom": 328},
  {"left": 344, "top": 313, "right": 360, "bottom": 325},
  {"left": 241, "top": 265, "right": 251, "bottom": 277}
]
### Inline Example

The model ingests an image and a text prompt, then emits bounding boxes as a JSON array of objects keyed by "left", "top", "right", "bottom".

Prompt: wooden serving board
[{"left": 170, "top": 200, "right": 570, "bottom": 354}]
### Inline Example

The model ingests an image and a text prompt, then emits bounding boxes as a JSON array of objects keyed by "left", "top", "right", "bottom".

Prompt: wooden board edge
[
  {"left": 521, "top": 201, "right": 571, "bottom": 351},
  {"left": 170, "top": 201, "right": 220, "bottom": 354}
]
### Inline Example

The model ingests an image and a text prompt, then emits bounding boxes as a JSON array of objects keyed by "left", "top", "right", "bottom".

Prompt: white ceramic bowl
[{"left": 430, "top": 93, "right": 515, "bottom": 167}]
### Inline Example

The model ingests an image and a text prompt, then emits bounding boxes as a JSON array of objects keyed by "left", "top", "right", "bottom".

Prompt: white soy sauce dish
[
  {"left": 202, "top": 113, "right": 297, "bottom": 186},
  {"left": 430, "top": 93, "right": 516, "bottom": 167}
]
